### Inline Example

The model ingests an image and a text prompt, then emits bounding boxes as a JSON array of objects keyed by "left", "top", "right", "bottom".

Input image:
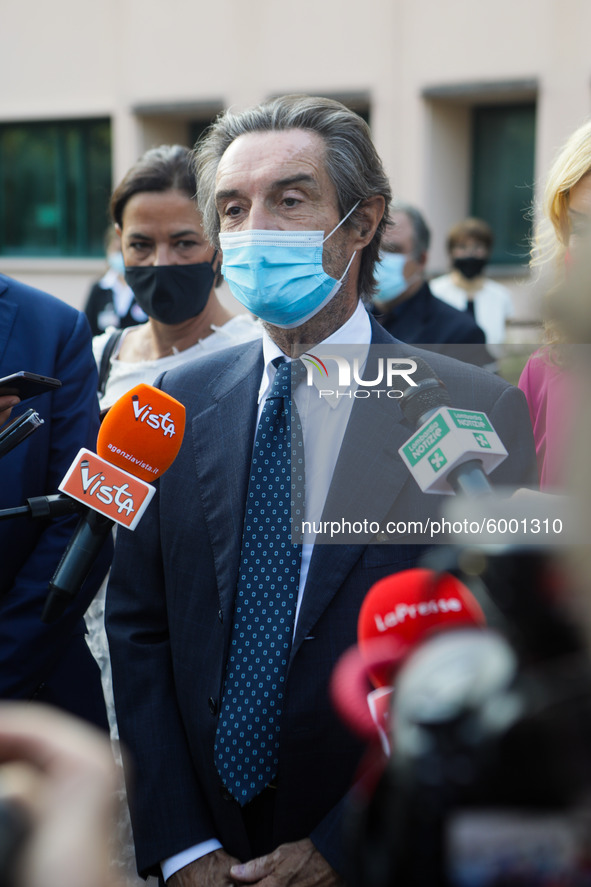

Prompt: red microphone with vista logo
[
  {"left": 330, "top": 568, "right": 486, "bottom": 746},
  {"left": 42, "top": 384, "right": 185, "bottom": 623}
]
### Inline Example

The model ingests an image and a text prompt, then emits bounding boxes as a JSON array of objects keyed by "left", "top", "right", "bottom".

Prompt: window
[
  {"left": 470, "top": 104, "right": 536, "bottom": 265},
  {"left": 0, "top": 119, "right": 111, "bottom": 257},
  {"left": 188, "top": 119, "right": 216, "bottom": 149}
]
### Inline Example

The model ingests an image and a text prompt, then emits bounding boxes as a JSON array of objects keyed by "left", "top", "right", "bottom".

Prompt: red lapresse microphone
[
  {"left": 42, "top": 384, "right": 186, "bottom": 623},
  {"left": 358, "top": 568, "right": 486, "bottom": 688},
  {"left": 330, "top": 568, "right": 486, "bottom": 747}
]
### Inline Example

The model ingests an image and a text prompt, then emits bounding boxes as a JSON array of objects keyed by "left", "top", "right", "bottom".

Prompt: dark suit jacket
[
  {"left": 0, "top": 274, "right": 110, "bottom": 727},
  {"left": 105, "top": 313, "right": 537, "bottom": 877},
  {"left": 373, "top": 281, "right": 493, "bottom": 367}
]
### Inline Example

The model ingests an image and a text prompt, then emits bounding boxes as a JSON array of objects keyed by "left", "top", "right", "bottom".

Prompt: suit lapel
[
  {"left": 319, "top": 364, "right": 412, "bottom": 528},
  {"left": 189, "top": 341, "right": 263, "bottom": 618},
  {"left": 292, "top": 316, "right": 413, "bottom": 653}
]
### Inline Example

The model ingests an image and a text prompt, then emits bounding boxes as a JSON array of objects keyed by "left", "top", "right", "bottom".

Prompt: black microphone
[
  {"left": 0, "top": 409, "right": 44, "bottom": 459},
  {"left": 0, "top": 493, "right": 83, "bottom": 522},
  {"left": 399, "top": 356, "right": 506, "bottom": 497},
  {"left": 43, "top": 510, "right": 115, "bottom": 624}
]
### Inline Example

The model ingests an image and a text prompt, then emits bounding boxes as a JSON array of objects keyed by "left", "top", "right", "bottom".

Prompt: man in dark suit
[
  {"left": 372, "top": 204, "right": 491, "bottom": 366},
  {"left": 105, "top": 95, "right": 537, "bottom": 887},
  {"left": 0, "top": 273, "right": 110, "bottom": 728}
]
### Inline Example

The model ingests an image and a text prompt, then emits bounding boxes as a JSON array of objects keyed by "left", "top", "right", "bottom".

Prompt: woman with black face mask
[
  {"left": 93, "top": 144, "right": 260, "bottom": 411},
  {"left": 88, "top": 144, "right": 261, "bottom": 887},
  {"left": 430, "top": 217, "right": 514, "bottom": 346}
]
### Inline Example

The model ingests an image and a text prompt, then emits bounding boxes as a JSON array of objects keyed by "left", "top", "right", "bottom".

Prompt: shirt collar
[{"left": 259, "top": 300, "right": 372, "bottom": 407}]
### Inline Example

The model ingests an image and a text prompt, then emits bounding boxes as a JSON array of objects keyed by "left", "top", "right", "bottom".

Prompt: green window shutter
[
  {"left": 471, "top": 103, "right": 536, "bottom": 266},
  {"left": 0, "top": 119, "right": 111, "bottom": 258}
]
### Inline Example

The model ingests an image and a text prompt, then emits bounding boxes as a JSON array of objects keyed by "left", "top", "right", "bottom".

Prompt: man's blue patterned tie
[{"left": 215, "top": 357, "right": 306, "bottom": 805}]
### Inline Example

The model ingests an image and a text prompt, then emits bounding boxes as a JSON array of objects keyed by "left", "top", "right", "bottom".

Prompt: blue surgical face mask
[
  {"left": 373, "top": 252, "right": 408, "bottom": 306},
  {"left": 219, "top": 202, "right": 359, "bottom": 329}
]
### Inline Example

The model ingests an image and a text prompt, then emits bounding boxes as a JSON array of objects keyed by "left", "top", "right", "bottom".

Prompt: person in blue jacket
[{"left": 0, "top": 273, "right": 111, "bottom": 729}]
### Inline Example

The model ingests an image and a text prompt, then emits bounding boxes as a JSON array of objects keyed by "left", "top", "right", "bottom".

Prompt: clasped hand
[{"left": 170, "top": 839, "right": 343, "bottom": 887}]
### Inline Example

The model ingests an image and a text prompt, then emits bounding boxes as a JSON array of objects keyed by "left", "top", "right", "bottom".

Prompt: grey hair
[
  {"left": 390, "top": 201, "right": 431, "bottom": 259},
  {"left": 192, "top": 94, "right": 392, "bottom": 298}
]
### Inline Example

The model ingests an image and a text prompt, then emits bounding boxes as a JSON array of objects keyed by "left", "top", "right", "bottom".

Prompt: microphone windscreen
[
  {"left": 358, "top": 568, "right": 485, "bottom": 687},
  {"left": 97, "top": 383, "right": 186, "bottom": 481},
  {"left": 400, "top": 356, "right": 451, "bottom": 427}
]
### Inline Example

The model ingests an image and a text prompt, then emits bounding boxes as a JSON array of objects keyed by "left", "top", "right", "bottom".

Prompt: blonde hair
[
  {"left": 530, "top": 119, "right": 591, "bottom": 348},
  {"left": 532, "top": 119, "right": 591, "bottom": 271}
]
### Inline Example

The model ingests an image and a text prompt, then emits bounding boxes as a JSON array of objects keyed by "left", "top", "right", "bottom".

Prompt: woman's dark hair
[
  {"left": 446, "top": 217, "right": 494, "bottom": 254},
  {"left": 110, "top": 144, "right": 196, "bottom": 227}
]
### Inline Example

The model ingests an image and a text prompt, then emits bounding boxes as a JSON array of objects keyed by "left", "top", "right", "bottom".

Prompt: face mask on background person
[
  {"left": 124, "top": 256, "right": 217, "bottom": 325},
  {"left": 453, "top": 255, "right": 487, "bottom": 280},
  {"left": 373, "top": 252, "right": 408, "bottom": 306},
  {"left": 219, "top": 202, "right": 360, "bottom": 328}
]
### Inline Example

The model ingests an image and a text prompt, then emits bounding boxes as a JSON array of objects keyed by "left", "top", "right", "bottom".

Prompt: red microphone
[
  {"left": 42, "top": 384, "right": 186, "bottom": 622},
  {"left": 330, "top": 568, "right": 485, "bottom": 745},
  {"left": 358, "top": 568, "right": 485, "bottom": 688}
]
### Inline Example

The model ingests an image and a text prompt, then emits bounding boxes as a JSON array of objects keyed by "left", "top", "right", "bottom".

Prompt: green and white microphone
[{"left": 398, "top": 358, "right": 507, "bottom": 496}]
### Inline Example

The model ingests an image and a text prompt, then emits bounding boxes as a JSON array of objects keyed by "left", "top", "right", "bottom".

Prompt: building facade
[{"left": 1, "top": 0, "right": 589, "bottom": 338}]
